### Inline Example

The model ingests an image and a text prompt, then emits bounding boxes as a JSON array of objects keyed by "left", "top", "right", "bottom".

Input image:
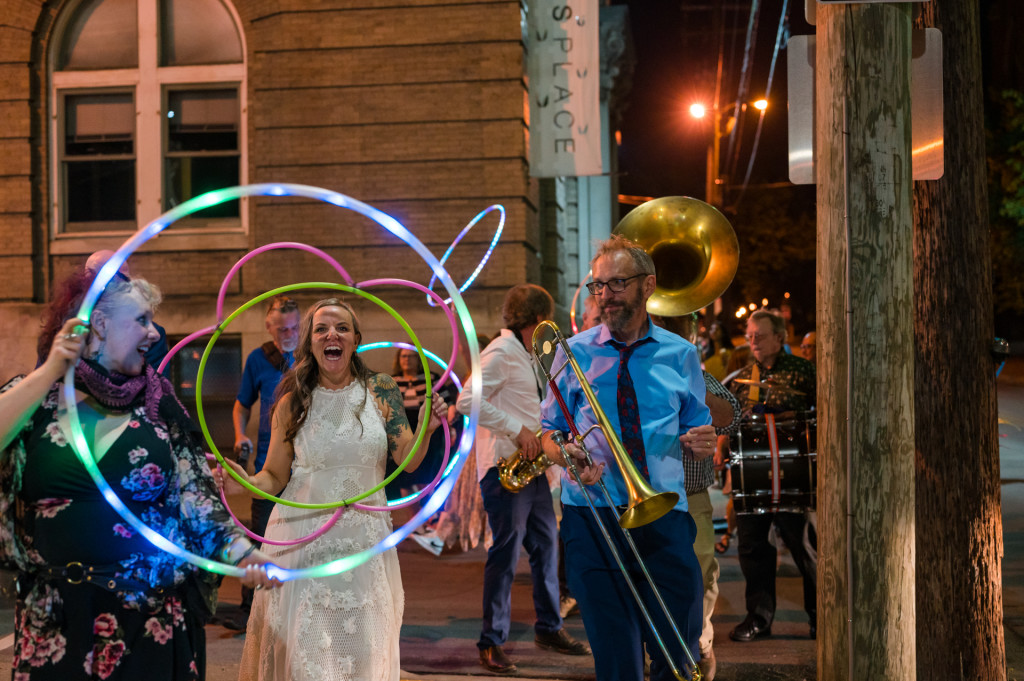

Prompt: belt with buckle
[{"left": 35, "top": 562, "right": 164, "bottom": 595}]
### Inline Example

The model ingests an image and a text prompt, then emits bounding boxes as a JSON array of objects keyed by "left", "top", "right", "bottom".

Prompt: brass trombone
[{"left": 533, "top": 320, "right": 701, "bottom": 681}]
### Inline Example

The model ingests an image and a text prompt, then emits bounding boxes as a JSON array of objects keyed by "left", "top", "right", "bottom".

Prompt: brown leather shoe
[
  {"left": 534, "top": 628, "right": 591, "bottom": 655},
  {"left": 479, "top": 645, "right": 517, "bottom": 674}
]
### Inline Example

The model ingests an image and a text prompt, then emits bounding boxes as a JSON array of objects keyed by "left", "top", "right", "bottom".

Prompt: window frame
[
  {"left": 48, "top": 0, "right": 249, "bottom": 254},
  {"left": 59, "top": 87, "right": 139, "bottom": 233},
  {"left": 162, "top": 82, "right": 243, "bottom": 229}
]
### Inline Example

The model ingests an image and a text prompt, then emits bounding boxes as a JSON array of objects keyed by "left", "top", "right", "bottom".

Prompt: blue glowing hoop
[
  {"left": 66, "top": 183, "right": 483, "bottom": 582},
  {"left": 426, "top": 204, "right": 505, "bottom": 306},
  {"left": 358, "top": 341, "right": 469, "bottom": 506}
]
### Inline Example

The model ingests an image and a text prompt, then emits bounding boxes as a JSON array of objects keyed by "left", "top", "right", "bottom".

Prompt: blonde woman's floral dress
[{"left": 0, "top": 378, "right": 245, "bottom": 680}]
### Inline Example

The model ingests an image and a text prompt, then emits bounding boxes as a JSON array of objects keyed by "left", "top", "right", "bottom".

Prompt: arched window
[{"left": 50, "top": 0, "right": 246, "bottom": 240}]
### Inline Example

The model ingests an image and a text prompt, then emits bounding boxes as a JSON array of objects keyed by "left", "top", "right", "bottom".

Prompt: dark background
[{"left": 609, "top": 0, "right": 1024, "bottom": 341}]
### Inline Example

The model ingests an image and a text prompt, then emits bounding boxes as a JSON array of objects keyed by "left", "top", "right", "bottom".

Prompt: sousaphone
[{"left": 614, "top": 196, "right": 739, "bottom": 317}]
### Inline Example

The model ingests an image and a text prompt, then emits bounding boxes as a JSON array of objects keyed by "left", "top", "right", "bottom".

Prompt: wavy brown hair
[{"left": 273, "top": 298, "right": 375, "bottom": 444}]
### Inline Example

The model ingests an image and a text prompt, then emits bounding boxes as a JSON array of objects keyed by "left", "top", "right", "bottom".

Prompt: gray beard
[
  {"left": 600, "top": 288, "right": 644, "bottom": 335},
  {"left": 601, "top": 306, "right": 632, "bottom": 334}
]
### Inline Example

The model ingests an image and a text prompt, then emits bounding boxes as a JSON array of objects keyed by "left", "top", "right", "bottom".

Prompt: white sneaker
[{"left": 411, "top": 532, "right": 443, "bottom": 556}]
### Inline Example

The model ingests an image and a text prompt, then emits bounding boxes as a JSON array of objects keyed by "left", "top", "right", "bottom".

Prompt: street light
[
  {"left": 690, "top": 99, "right": 768, "bottom": 207},
  {"left": 690, "top": 103, "right": 731, "bottom": 207}
]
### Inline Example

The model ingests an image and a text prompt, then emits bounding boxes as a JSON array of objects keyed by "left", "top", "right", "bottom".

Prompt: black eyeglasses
[{"left": 586, "top": 273, "right": 648, "bottom": 295}]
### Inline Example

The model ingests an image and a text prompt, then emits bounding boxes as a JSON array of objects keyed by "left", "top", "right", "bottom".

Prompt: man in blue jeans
[
  {"left": 225, "top": 295, "right": 300, "bottom": 631},
  {"left": 541, "top": 235, "right": 718, "bottom": 681},
  {"left": 456, "top": 284, "right": 589, "bottom": 674}
]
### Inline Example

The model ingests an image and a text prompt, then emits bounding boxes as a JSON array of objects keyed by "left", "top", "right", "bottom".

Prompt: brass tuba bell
[{"left": 614, "top": 196, "right": 739, "bottom": 317}]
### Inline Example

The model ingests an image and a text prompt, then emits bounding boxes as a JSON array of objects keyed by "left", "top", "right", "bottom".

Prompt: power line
[
  {"left": 731, "top": 0, "right": 790, "bottom": 210},
  {"left": 722, "top": 0, "right": 762, "bottom": 184}
]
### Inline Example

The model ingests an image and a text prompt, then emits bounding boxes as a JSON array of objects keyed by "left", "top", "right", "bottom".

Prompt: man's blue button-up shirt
[{"left": 541, "top": 320, "right": 711, "bottom": 512}]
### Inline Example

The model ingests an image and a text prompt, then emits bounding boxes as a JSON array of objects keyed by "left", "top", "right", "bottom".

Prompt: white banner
[{"left": 527, "top": 1, "right": 602, "bottom": 177}]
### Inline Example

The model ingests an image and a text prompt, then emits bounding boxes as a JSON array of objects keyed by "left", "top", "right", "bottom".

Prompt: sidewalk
[{"left": 200, "top": 523, "right": 815, "bottom": 681}]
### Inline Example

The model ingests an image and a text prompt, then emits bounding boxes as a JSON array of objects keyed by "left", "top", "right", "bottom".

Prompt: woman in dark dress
[{"left": 0, "top": 269, "right": 279, "bottom": 680}]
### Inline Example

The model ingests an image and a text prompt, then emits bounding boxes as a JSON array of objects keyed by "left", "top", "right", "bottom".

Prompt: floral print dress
[{"left": 0, "top": 382, "right": 244, "bottom": 680}]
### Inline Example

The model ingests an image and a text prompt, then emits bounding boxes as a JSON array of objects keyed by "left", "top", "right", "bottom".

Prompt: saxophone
[{"left": 496, "top": 430, "right": 554, "bottom": 492}]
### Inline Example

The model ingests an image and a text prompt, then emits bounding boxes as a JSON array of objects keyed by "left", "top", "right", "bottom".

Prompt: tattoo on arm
[{"left": 371, "top": 374, "right": 411, "bottom": 456}]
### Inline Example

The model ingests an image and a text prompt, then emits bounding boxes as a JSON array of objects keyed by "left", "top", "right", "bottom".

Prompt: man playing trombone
[{"left": 540, "top": 235, "right": 718, "bottom": 681}]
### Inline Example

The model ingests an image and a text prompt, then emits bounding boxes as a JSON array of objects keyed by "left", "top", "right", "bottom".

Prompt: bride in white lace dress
[{"left": 221, "top": 299, "right": 447, "bottom": 681}]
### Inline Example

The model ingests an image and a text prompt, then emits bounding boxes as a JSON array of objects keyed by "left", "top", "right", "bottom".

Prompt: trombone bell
[{"left": 619, "top": 489, "right": 680, "bottom": 529}]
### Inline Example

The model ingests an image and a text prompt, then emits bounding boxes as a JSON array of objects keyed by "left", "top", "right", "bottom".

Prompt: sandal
[{"left": 715, "top": 532, "right": 732, "bottom": 554}]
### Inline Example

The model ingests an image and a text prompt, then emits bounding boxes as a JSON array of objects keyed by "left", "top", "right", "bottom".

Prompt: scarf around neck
[{"left": 73, "top": 358, "right": 182, "bottom": 426}]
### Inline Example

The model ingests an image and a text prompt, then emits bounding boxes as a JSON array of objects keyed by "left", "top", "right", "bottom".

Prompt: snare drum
[{"left": 729, "top": 412, "right": 816, "bottom": 514}]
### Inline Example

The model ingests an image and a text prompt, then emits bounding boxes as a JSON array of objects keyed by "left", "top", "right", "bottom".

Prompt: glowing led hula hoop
[
  {"left": 569, "top": 269, "right": 592, "bottom": 335},
  {"left": 171, "top": 256, "right": 462, "bottom": 517},
  {"left": 66, "top": 183, "right": 484, "bottom": 582},
  {"left": 215, "top": 242, "right": 355, "bottom": 321},
  {"left": 358, "top": 341, "right": 467, "bottom": 506},
  {"left": 216, "top": 341, "right": 464, "bottom": 545},
  {"left": 426, "top": 204, "right": 505, "bottom": 307},
  {"left": 199, "top": 282, "right": 434, "bottom": 509}
]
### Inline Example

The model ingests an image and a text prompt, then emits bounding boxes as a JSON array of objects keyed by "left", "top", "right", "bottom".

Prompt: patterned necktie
[{"left": 611, "top": 339, "right": 652, "bottom": 480}]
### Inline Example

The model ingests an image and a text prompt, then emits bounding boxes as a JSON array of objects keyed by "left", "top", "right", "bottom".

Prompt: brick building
[{"left": 0, "top": 0, "right": 632, "bottom": 446}]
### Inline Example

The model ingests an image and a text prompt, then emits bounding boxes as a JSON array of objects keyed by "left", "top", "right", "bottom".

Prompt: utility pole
[
  {"left": 912, "top": 1, "right": 1005, "bottom": 679},
  {"left": 815, "top": 3, "right": 916, "bottom": 680},
  {"left": 705, "top": 108, "right": 727, "bottom": 208}
]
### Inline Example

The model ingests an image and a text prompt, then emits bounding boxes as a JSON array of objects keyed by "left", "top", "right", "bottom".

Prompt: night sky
[
  {"left": 608, "top": 0, "right": 1024, "bottom": 336},
  {"left": 612, "top": 0, "right": 806, "bottom": 206}
]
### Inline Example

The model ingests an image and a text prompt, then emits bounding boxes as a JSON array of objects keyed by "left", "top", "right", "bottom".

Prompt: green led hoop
[
  {"left": 199, "top": 282, "right": 434, "bottom": 509},
  {"left": 64, "top": 182, "right": 484, "bottom": 582}
]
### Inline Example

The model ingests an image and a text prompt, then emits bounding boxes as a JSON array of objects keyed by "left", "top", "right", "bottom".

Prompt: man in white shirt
[{"left": 457, "top": 284, "right": 589, "bottom": 674}]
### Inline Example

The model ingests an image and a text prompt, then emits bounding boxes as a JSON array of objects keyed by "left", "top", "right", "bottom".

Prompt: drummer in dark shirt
[{"left": 726, "top": 308, "right": 817, "bottom": 643}]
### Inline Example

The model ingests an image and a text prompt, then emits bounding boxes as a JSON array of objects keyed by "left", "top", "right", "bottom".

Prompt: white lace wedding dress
[{"left": 239, "top": 383, "right": 404, "bottom": 681}]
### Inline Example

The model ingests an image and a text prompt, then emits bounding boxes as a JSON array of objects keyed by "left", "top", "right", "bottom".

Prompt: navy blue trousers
[
  {"left": 478, "top": 467, "right": 562, "bottom": 648},
  {"left": 562, "top": 505, "right": 703, "bottom": 681}
]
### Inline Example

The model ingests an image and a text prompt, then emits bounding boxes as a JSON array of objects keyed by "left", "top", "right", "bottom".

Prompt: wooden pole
[
  {"left": 816, "top": 4, "right": 916, "bottom": 679},
  {"left": 912, "top": 1, "right": 1006, "bottom": 679}
]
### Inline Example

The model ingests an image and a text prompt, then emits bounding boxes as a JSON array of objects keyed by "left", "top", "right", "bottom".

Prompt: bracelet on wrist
[
  {"left": 221, "top": 539, "right": 258, "bottom": 565},
  {"left": 235, "top": 543, "right": 258, "bottom": 565}
]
